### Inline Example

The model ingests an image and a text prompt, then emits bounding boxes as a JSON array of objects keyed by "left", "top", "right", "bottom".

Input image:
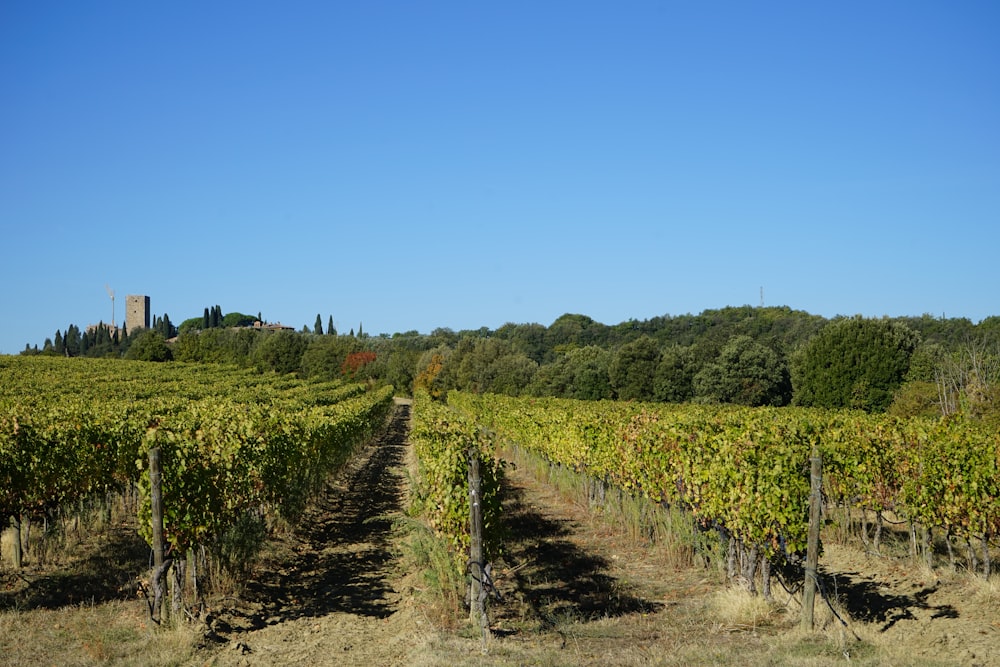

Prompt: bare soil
[
  {"left": 197, "top": 399, "right": 431, "bottom": 667},
  {"left": 3, "top": 399, "right": 998, "bottom": 666}
]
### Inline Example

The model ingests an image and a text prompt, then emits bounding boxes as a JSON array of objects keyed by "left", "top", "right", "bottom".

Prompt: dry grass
[
  {"left": 396, "top": 516, "right": 467, "bottom": 630},
  {"left": 710, "top": 585, "right": 776, "bottom": 629},
  {"left": 0, "top": 599, "right": 201, "bottom": 667},
  {"left": 963, "top": 570, "right": 999, "bottom": 609}
]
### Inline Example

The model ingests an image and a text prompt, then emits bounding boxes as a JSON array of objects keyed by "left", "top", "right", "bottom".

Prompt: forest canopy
[{"left": 20, "top": 306, "right": 999, "bottom": 418}]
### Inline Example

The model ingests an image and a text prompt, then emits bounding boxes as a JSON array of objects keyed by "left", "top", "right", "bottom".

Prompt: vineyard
[
  {"left": 0, "top": 356, "right": 394, "bottom": 620},
  {"left": 448, "top": 392, "right": 1000, "bottom": 583},
  {"left": 2, "top": 357, "right": 999, "bottom": 665}
]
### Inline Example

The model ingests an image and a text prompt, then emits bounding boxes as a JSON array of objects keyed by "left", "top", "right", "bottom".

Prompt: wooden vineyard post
[
  {"left": 801, "top": 453, "right": 823, "bottom": 632},
  {"left": 468, "top": 450, "right": 490, "bottom": 647},
  {"left": 149, "top": 446, "right": 170, "bottom": 625},
  {"left": 8, "top": 516, "right": 22, "bottom": 569}
]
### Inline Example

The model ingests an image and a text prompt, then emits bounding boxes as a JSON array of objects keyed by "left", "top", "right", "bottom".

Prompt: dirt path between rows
[
  {"left": 195, "top": 399, "right": 738, "bottom": 666},
  {"left": 197, "top": 400, "right": 1000, "bottom": 666},
  {"left": 200, "top": 399, "right": 432, "bottom": 666}
]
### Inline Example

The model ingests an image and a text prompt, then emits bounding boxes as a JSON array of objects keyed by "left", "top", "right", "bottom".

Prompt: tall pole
[
  {"left": 469, "top": 452, "right": 483, "bottom": 623},
  {"left": 105, "top": 284, "right": 115, "bottom": 329},
  {"left": 801, "top": 453, "right": 823, "bottom": 631},
  {"left": 149, "top": 446, "right": 168, "bottom": 624},
  {"left": 468, "top": 449, "right": 490, "bottom": 648}
]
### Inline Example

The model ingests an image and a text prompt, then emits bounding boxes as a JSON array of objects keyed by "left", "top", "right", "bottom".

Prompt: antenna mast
[{"left": 105, "top": 284, "right": 116, "bottom": 327}]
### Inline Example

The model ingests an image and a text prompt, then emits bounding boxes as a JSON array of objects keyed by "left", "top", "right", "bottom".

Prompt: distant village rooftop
[{"left": 252, "top": 320, "right": 295, "bottom": 331}]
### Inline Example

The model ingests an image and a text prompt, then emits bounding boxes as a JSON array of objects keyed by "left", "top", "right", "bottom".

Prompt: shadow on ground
[
  {"left": 818, "top": 568, "right": 958, "bottom": 632},
  {"left": 494, "top": 477, "right": 664, "bottom": 629},
  {"left": 221, "top": 404, "right": 409, "bottom": 632},
  {"left": 0, "top": 525, "right": 148, "bottom": 612}
]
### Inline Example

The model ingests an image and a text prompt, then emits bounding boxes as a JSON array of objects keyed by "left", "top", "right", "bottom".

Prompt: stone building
[{"left": 126, "top": 295, "right": 150, "bottom": 333}]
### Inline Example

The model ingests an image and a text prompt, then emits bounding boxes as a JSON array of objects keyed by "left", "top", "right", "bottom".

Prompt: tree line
[{"left": 20, "top": 305, "right": 1000, "bottom": 421}]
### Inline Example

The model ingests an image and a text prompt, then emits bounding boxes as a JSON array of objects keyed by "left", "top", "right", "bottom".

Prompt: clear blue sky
[{"left": 2, "top": 1, "right": 998, "bottom": 353}]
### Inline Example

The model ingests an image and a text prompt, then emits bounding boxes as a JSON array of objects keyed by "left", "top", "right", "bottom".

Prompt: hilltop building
[
  {"left": 252, "top": 320, "right": 295, "bottom": 332},
  {"left": 126, "top": 295, "right": 150, "bottom": 333}
]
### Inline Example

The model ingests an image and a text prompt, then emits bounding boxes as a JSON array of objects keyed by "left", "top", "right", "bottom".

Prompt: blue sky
[{"left": 2, "top": 1, "right": 998, "bottom": 353}]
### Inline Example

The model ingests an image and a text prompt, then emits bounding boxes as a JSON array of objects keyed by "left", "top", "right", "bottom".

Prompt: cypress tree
[
  {"left": 203, "top": 308, "right": 210, "bottom": 329},
  {"left": 66, "top": 325, "right": 81, "bottom": 356},
  {"left": 314, "top": 314, "right": 323, "bottom": 335},
  {"left": 327, "top": 315, "right": 335, "bottom": 335}
]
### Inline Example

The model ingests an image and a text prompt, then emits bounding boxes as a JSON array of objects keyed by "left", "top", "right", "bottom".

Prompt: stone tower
[{"left": 126, "top": 295, "right": 150, "bottom": 333}]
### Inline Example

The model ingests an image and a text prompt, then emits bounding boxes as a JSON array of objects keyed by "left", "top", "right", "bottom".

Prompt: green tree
[
  {"left": 888, "top": 381, "right": 941, "bottom": 419},
  {"left": 327, "top": 315, "right": 335, "bottom": 336},
  {"left": 481, "top": 353, "right": 537, "bottom": 396},
  {"left": 693, "top": 335, "right": 791, "bottom": 406},
  {"left": 495, "top": 322, "right": 551, "bottom": 364},
  {"left": 203, "top": 308, "right": 210, "bottom": 329},
  {"left": 563, "top": 345, "right": 613, "bottom": 400},
  {"left": 178, "top": 317, "right": 202, "bottom": 335},
  {"left": 546, "top": 313, "right": 611, "bottom": 350},
  {"left": 172, "top": 332, "right": 203, "bottom": 362},
  {"left": 222, "top": 312, "right": 256, "bottom": 327},
  {"left": 527, "top": 354, "right": 573, "bottom": 397},
  {"left": 792, "top": 317, "right": 920, "bottom": 412},
  {"left": 314, "top": 314, "right": 324, "bottom": 335},
  {"left": 436, "top": 337, "right": 536, "bottom": 395},
  {"left": 365, "top": 338, "right": 419, "bottom": 395},
  {"left": 653, "top": 345, "right": 697, "bottom": 402},
  {"left": 65, "top": 325, "right": 81, "bottom": 357},
  {"left": 124, "top": 330, "right": 172, "bottom": 362},
  {"left": 609, "top": 335, "right": 660, "bottom": 401},
  {"left": 252, "top": 331, "right": 309, "bottom": 375},
  {"left": 300, "top": 335, "right": 361, "bottom": 380},
  {"left": 176, "top": 327, "right": 264, "bottom": 365}
]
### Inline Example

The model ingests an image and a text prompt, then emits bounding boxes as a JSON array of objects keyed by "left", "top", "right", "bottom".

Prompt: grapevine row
[
  {"left": 449, "top": 392, "right": 1000, "bottom": 570},
  {"left": 409, "top": 390, "right": 504, "bottom": 568},
  {"left": 0, "top": 357, "right": 393, "bottom": 564}
]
